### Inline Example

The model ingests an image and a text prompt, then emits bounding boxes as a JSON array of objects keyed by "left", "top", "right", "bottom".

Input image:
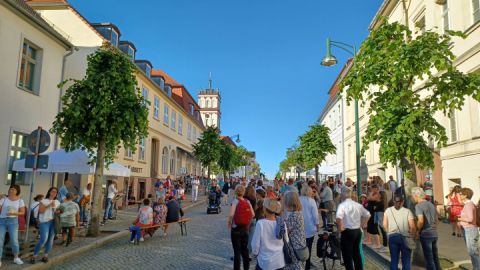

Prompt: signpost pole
[{"left": 24, "top": 126, "right": 42, "bottom": 244}]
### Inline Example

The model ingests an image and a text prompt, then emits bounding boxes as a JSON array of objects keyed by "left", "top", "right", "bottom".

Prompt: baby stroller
[{"left": 207, "top": 190, "right": 221, "bottom": 214}]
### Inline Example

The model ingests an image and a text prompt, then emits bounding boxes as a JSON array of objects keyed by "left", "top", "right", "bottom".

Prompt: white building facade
[
  {"left": 198, "top": 89, "right": 221, "bottom": 129},
  {"left": 0, "top": 0, "right": 72, "bottom": 194}
]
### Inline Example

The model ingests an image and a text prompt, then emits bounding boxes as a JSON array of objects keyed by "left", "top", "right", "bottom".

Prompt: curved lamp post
[
  {"left": 229, "top": 134, "right": 241, "bottom": 144},
  {"left": 321, "top": 38, "right": 361, "bottom": 202}
]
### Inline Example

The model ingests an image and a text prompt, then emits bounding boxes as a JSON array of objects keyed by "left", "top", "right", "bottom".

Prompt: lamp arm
[{"left": 330, "top": 42, "right": 356, "bottom": 56}]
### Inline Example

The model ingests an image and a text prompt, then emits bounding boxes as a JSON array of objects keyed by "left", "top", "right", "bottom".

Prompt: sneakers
[
  {"left": 139, "top": 237, "right": 144, "bottom": 242},
  {"left": 13, "top": 258, "right": 24, "bottom": 265},
  {"left": 130, "top": 240, "right": 135, "bottom": 244},
  {"left": 376, "top": 246, "right": 389, "bottom": 253}
]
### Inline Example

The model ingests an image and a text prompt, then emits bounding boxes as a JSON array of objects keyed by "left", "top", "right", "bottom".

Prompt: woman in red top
[{"left": 447, "top": 185, "right": 464, "bottom": 237}]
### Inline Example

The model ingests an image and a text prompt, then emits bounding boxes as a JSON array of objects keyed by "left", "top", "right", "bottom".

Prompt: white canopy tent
[{"left": 12, "top": 149, "right": 131, "bottom": 177}]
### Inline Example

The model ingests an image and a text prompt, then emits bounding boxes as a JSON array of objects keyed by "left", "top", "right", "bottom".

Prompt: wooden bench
[{"left": 131, "top": 217, "right": 192, "bottom": 244}]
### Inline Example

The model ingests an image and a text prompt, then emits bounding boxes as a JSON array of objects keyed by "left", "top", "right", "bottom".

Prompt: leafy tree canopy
[
  {"left": 298, "top": 124, "right": 336, "bottom": 169},
  {"left": 193, "top": 126, "right": 222, "bottom": 177},
  {"left": 342, "top": 21, "right": 480, "bottom": 170}
]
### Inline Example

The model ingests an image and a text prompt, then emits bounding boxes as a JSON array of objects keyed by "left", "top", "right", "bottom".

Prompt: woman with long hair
[
  {"left": 283, "top": 191, "right": 307, "bottom": 270},
  {"left": 31, "top": 187, "right": 59, "bottom": 264},
  {"left": 447, "top": 185, "right": 463, "bottom": 237},
  {"left": 0, "top": 185, "right": 26, "bottom": 266},
  {"left": 300, "top": 184, "right": 319, "bottom": 270}
]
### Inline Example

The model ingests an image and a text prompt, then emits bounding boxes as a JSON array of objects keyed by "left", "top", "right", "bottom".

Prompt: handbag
[
  {"left": 390, "top": 208, "right": 416, "bottom": 250},
  {"left": 281, "top": 233, "right": 295, "bottom": 264},
  {"left": 293, "top": 245, "right": 309, "bottom": 262}
]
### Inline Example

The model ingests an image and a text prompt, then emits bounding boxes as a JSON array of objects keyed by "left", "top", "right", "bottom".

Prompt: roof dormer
[
  {"left": 152, "top": 75, "right": 165, "bottom": 90},
  {"left": 119, "top": 41, "right": 136, "bottom": 60},
  {"left": 91, "top": 23, "right": 121, "bottom": 47},
  {"left": 135, "top": 60, "right": 152, "bottom": 78}
]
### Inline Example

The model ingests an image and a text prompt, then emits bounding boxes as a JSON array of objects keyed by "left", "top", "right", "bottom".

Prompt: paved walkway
[{"left": 1, "top": 195, "right": 206, "bottom": 269}]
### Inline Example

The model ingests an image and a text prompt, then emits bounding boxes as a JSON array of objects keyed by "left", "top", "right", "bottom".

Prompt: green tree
[
  {"left": 342, "top": 21, "right": 480, "bottom": 175},
  {"left": 282, "top": 144, "right": 304, "bottom": 179},
  {"left": 217, "top": 139, "right": 235, "bottom": 181},
  {"left": 51, "top": 44, "right": 149, "bottom": 236},
  {"left": 193, "top": 126, "right": 222, "bottom": 179},
  {"left": 298, "top": 124, "right": 336, "bottom": 182},
  {"left": 232, "top": 146, "right": 250, "bottom": 177}
]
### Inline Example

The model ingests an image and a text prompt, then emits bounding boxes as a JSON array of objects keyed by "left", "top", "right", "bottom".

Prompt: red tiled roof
[
  {"left": 220, "top": 136, "right": 237, "bottom": 147},
  {"left": 151, "top": 69, "right": 182, "bottom": 87}
]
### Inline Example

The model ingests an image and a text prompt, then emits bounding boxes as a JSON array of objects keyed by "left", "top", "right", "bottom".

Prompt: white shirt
[
  {"left": 300, "top": 196, "right": 319, "bottom": 238},
  {"left": 336, "top": 198, "right": 370, "bottom": 230},
  {"left": 82, "top": 187, "right": 91, "bottom": 197},
  {"left": 39, "top": 199, "right": 60, "bottom": 223},
  {"left": 0, "top": 198, "right": 25, "bottom": 218},
  {"left": 107, "top": 184, "right": 118, "bottom": 199},
  {"left": 251, "top": 219, "right": 286, "bottom": 270},
  {"left": 191, "top": 179, "right": 200, "bottom": 187}
]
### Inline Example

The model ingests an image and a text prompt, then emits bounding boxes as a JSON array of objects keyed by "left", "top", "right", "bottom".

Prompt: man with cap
[{"left": 336, "top": 189, "right": 371, "bottom": 270}]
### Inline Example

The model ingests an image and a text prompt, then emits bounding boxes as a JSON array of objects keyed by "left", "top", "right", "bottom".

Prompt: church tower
[{"left": 198, "top": 74, "right": 221, "bottom": 129}]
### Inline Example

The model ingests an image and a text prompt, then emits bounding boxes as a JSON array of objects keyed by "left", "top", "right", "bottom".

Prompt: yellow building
[{"left": 26, "top": 0, "right": 205, "bottom": 204}]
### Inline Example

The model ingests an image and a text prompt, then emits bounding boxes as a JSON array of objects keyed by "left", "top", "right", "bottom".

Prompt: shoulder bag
[{"left": 389, "top": 208, "right": 416, "bottom": 250}]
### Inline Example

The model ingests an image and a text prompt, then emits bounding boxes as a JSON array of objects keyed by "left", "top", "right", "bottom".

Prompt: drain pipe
[{"left": 51, "top": 46, "right": 77, "bottom": 187}]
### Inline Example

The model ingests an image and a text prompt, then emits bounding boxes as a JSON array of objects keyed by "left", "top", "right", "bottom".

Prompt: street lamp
[
  {"left": 229, "top": 134, "right": 241, "bottom": 144},
  {"left": 321, "top": 38, "right": 362, "bottom": 202}
]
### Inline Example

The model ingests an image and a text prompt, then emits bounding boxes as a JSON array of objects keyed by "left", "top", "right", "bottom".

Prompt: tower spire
[{"left": 208, "top": 72, "right": 213, "bottom": 90}]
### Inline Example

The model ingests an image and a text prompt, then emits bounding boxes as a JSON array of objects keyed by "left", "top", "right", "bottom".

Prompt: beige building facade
[
  {"left": 26, "top": 0, "right": 205, "bottom": 204},
  {"left": 0, "top": 0, "right": 72, "bottom": 194}
]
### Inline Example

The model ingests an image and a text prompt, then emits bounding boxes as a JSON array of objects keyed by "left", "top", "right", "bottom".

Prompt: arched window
[
  {"left": 212, "top": 98, "right": 217, "bottom": 108},
  {"left": 206, "top": 99, "right": 210, "bottom": 108},
  {"left": 177, "top": 152, "right": 182, "bottom": 175},
  {"left": 200, "top": 98, "right": 204, "bottom": 108},
  {"left": 161, "top": 147, "right": 169, "bottom": 174},
  {"left": 170, "top": 150, "right": 176, "bottom": 175}
]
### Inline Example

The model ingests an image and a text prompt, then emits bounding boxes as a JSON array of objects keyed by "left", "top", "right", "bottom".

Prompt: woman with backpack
[
  {"left": 30, "top": 187, "right": 59, "bottom": 264},
  {"left": 228, "top": 185, "right": 255, "bottom": 270}
]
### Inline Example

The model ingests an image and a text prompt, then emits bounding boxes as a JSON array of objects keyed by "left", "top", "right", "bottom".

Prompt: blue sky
[{"left": 69, "top": 0, "right": 383, "bottom": 179}]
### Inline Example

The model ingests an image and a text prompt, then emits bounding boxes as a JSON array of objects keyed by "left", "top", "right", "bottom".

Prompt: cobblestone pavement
[{"left": 46, "top": 202, "right": 385, "bottom": 270}]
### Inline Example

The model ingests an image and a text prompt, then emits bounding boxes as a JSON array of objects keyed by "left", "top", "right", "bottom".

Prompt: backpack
[
  {"left": 233, "top": 198, "right": 252, "bottom": 227},
  {"left": 29, "top": 204, "right": 39, "bottom": 228}
]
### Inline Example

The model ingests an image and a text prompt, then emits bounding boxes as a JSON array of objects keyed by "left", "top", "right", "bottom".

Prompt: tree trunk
[
  {"left": 315, "top": 165, "right": 319, "bottom": 186},
  {"left": 88, "top": 139, "right": 106, "bottom": 236}
]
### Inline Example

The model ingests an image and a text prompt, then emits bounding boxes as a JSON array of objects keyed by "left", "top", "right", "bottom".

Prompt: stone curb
[{"left": 24, "top": 199, "right": 206, "bottom": 270}]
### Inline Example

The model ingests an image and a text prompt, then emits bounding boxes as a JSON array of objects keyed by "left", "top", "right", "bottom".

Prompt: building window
[
  {"left": 213, "top": 99, "right": 217, "bottom": 108},
  {"left": 177, "top": 152, "right": 182, "bottom": 175},
  {"left": 164, "top": 104, "right": 169, "bottom": 126},
  {"left": 205, "top": 114, "right": 210, "bottom": 127},
  {"left": 142, "top": 87, "right": 149, "bottom": 105},
  {"left": 110, "top": 30, "right": 118, "bottom": 47},
  {"left": 415, "top": 15, "right": 426, "bottom": 34},
  {"left": 170, "top": 150, "right": 176, "bottom": 174},
  {"left": 442, "top": 0, "right": 450, "bottom": 32},
  {"left": 193, "top": 127, "right": 197, "bottom": 142},
  {"left": 449, "top": 110, "right": 457, "bottom": 143},
  {"left": 7, "top": 131, "right": 28, "bottom": 185},
  {"left": 200, "top": 98, "right": 204, "bottom": 108},
  {"left": 178, "top": 115, "right": 183, "bottom": 135},
  {"left": 153, "top": 96, "right": 160, "bottom": 119},
  {"left": 473, "top": 0, "right": 480, "bottom": 24},
  {"left": 138, "top": 138, "right": 145, "bottom": 161},
  {"left": 337, "top": 104, "right": 341, "bottom": 126},
  {"left": 127, "top": 46, "right": 135, "bottom": 60},
  {"left": 165, "top": 85, "right": 172, "bottom": 97},
  {"left": 161, "top": 147, "right": 169, "bottom": 174},
  {"left": 125, "top": 146, "right": 133, "bottom": 159},
  {"left": 171, "top": 110, "right": 176, "bottom": 130},
  {"left": 187, "top": 123, "right": 192, "bottom": 141},
  {"left": 190, "top": 104, "right": 195, "bottom": 115},
  {"left": 18, "top": 40, "right": 41, "bottom": 93},
  {"left": 206, "top": 99, "right": 210, "bottom": 108}
]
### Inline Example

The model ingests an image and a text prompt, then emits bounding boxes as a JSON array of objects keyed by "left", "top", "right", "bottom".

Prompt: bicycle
[{"left": 317, "top": 223, "right": 342, "bottom": 270}]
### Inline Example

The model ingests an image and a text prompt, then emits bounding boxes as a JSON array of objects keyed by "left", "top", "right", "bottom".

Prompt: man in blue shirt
[{"left": 58, "top": 179, "right": 72, "bottom": 202}]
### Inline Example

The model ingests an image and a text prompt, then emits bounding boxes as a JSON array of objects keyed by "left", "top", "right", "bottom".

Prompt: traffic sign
[
  {"left": 28, "top": 129, "right": 50, "bottom": 153},
  {"left": 24, "top": 154, "right": 49, "bottom": 169}
]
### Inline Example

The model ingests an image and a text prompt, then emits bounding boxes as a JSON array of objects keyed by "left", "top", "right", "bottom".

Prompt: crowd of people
[{"left": 224, "top": 176, "right": 480, "bottom": 270}]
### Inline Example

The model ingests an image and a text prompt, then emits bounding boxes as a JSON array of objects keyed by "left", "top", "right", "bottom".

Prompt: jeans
[
  {"left": 103, "top": 198, "right": 113, "bottom": 220},
  {"left": 192, "top": 186, "right": 198, "bottom": 202},
  {"left": 388, "top": 233, "right": 411, "bottom": 270},
  {"left": 231, "top": 226, "right": 249, "bottom": 270},
  {"left": 341, "top": 228, "right": 363, "bottom": 270},
  {"left": 306, "top": 236, "right": 315, "bottom": 270},
  {"left": 34, "top": 220, "right": 56, "bottom": 256},
  {"left": 0, "top": 217, "right": 20, "bottom": 258},
  {"left": 129, "top": 225, "right": 141, "bottom": 241},
  {"left": 80, "top": 205, "right": 88, "bottom": 223},
  {"left": 420, "top": 236, "right": 440, "bottom": 270},
  {"left": 463, "top": 227, "right": 480, "bottom": 270}
]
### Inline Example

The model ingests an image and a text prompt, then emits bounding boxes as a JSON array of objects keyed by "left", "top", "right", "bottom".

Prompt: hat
[{"left": 263, "top": 199, "right": 281, "bottom": 214}]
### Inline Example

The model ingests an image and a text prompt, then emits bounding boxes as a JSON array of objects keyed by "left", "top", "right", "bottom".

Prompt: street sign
[
  {"left": 25, "top": 154, "right": 49, "bottom": 169},
  {"left": 28, "top": 129, "right": 50, "bottom": 153}
]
